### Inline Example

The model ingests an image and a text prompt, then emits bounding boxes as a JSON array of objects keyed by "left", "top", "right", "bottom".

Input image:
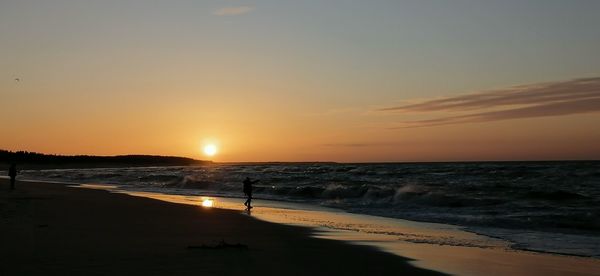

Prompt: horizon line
[{"left": 2, "top": 149, "right": 598, "bottom": 164}]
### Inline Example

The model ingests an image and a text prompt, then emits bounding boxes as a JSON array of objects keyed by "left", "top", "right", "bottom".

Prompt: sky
[{"left": 1, "top": 0, "right": 599, "bottom": 162}]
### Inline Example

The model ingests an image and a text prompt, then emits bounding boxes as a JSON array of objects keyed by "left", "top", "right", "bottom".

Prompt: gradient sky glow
[{"left": 1, "top": 0, "right": 600, "bottom": 162}]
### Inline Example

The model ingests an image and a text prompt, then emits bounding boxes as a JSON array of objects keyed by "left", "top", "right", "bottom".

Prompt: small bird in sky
[{"left": 14, "top": 78, "right": 20, "bottom": 82}]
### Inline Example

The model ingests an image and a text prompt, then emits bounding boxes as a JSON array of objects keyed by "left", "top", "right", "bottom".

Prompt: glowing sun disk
[{"left": 203, "top": 144, "right": 218, "bottom": 156}]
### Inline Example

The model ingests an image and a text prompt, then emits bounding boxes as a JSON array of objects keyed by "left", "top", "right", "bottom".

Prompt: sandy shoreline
[
  {"left": 2, "top": 180, "right": 600, "bottom": 276},
  {"left": 104, "top": 185, "right": 600, "bottom": 276},
  {"left": 0, "top": 180, "right": 442, "bottom": 275}
]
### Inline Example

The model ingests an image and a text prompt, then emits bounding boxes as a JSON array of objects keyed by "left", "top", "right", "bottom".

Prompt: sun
[{"left": 203, "top": 144, "right": 218, "bottom": 156}]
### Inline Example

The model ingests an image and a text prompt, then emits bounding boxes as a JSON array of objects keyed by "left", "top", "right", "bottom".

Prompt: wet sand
[
  {"left": 0, "top": 180, "right": 442, "bottom": 275},
  {"left": 107, "top": 187, "right": 600, "bottom": 276}
]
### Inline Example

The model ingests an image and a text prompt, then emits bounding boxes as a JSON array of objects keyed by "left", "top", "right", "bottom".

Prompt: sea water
[{"left": 13, "top": 161, "right": 600, "bottom": 257}]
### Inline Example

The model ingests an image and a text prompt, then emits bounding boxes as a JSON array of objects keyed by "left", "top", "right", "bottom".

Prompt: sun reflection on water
[{"left": 201, "top": 198, "right": 214, "bottom": 207}]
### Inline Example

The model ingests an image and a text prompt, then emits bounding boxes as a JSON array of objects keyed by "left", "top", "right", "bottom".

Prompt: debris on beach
[{"left": 187, "top": 239, "right": 248, "bottom": 250}]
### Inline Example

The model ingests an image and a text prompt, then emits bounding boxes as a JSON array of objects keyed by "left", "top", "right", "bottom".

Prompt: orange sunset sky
[{"left": 1, "top": 1, "right": 600, "bottom": 162}]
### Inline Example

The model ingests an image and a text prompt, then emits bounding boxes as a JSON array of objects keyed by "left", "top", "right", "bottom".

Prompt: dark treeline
[{"left": 1, "top": 150, "right": 210, "bottom": 169}]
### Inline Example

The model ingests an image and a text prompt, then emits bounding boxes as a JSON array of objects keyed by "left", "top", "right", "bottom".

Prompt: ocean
[{"left": 13, "top": 161, "right": 600, "bottom": 257}]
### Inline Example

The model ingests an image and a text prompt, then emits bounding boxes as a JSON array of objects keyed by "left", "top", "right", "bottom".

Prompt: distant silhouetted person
[
  {"left": 8, "top": 163, "right": 17, "bottom": 190},
  {"left": 243, "top": 177, "right": 259, "bottom": 210}
]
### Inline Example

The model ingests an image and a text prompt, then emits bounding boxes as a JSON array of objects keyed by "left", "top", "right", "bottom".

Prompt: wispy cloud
[
  {"left": 322, "top": 142, "right": 401, "bottom": 147},
  {"left": 322, "top": 143, "right": 374, "bottom": 148},
  {"left": 213, "top": 6, "right": 255, "bottom": 16},
  {"left": 379, "top": 77, "right": 600, "bottom": 128}
]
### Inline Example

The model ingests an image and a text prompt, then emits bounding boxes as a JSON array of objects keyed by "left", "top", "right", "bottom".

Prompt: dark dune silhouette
[{"left": 0, "top": 150, "right": 210, "bottom": 169}]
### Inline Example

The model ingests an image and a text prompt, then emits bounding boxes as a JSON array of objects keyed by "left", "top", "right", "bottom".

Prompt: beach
[
  {"left": 3, "top": 1, "right": 600, "bottom": 275},
  {"left": 2, "top": 179, "right": 600, "bottom": 276},
  {"left": 0, "top": 179, "right": 441, "bottom": 275}
]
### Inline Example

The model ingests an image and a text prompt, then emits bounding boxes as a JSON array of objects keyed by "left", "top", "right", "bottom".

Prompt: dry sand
[{"left": 0, "top": 180, "right": 442, "bottom": 275}]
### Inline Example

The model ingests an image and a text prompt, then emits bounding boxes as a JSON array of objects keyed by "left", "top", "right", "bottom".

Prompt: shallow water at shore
[{"left": 73, "top": 183, "right": 600, "bottom": 276}]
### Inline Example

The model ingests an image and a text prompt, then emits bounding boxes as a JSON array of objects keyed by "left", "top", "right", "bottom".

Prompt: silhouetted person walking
[
  {"left": 243, "top": 177, "right": 259, "bottom": 210},
  {"left": 8, "top": 163, "right": 17, "bottom": 190}
]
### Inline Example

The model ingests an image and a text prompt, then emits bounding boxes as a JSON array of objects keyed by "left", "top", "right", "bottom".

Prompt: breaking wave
[{"left": 14, "top": 161, "right": 600, "bottom": 256}]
